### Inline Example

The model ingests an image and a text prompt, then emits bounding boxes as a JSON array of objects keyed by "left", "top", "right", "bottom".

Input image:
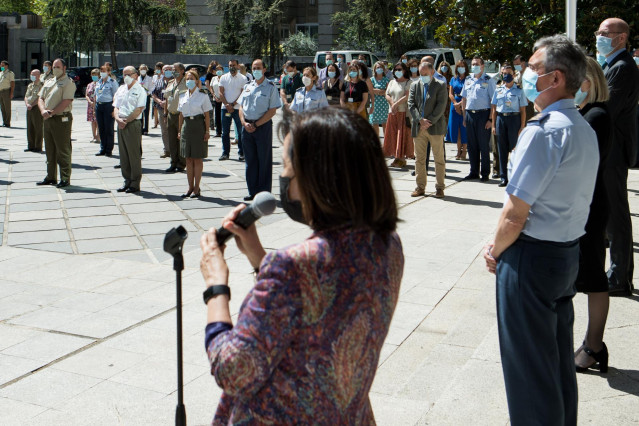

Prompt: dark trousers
[
  {"left": 242, "top": 120, "right": 273, "bottom": 196},
  {"left": 0, "top": 89, "right": 10, "bottom": 126},
  {"left": 466, "top": 110, "right": 491, "bottom": 178},
  {"left": 27, "top": 107, "right": 43, "bottom": 150},
  {"left": 118, "top": 120, "right": 142, "bottom": 189},
  {"left": 214, "top": 101, "right": 222, "bottom": 135},
  {"left": 167, "top": 112, "right": 186, "bottom": 169},
  {"left": 96, "top": 103, "right": 115, "bottom": 155},
  {"left": 43, "top": 114, "right": 73, "bottom": 182},
  {"left": 496, "top": 114, "right": 521, "bottom": 180},
  {"left": 141, "top": 96, "right": 150, "bottom": 134},
  {"left": 496, "top": 235, "right": 579, "bottom": 426},
  {"left": 604, "top": 165, "right": 634, "bottom": 286},
  {"left": 222, "top": 109, "right": 243, "bottom": 156}
]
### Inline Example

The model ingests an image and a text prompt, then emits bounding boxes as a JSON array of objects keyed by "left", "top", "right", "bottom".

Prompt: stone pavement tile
[
  {"left": 8, "top": 193, "right": 60, "bottom": 204},
  {"left": 120, "top": 201, "right": 179, "bottom": 214},
  {"left": 399, "top": 285, "right": 449, "bottom": 307},
  {"left": 102, "top": 325, "right": 175, "bottom": 359},
  {"left": 108, "top": 356, "right": 204, "bottom": 395},
  {"left": 15, "top": 241, "right": 74, "bottom": 254},
  {"left": 127, "top": 210, "right": 188, "bottom": 224},
  {"left": 75, "top": 236, "right": 144, "bottom": 254},
  {"left": 66, "top": 206, "right": 122, "bottom": 218},
  {"left": 470, "top": 324, "right": 502, "bottom": 364},
  {"left": 62, "top": 197, "right": 116, "bottom": 208},
  {"left": 9, "top": 209, "right": 64, "bottom": 222},
  {"left": 52, "top": 345, "right": 149, "bottom": 380},
  {"left": 0, "top": 397, "right": 48, "bottom": 424},
  {"left": 0, "top": 354, "right": 45, "bottom": 384},
  {"left": 56, "top": 312, "right": 142, "bottom": 339},
  {"left": 182, "top": 207, "right": 228, "bottom": 221},
  {"left": 7, "top": 230, "right": 70, "bottom": 245},
  {"left": 9, "top": 200, "right": 61, "bottom": 212},
  {"left": 171, "top": 372, "right": 223, "bottom": 424},
  {"left": 0, "top": 300, "right": 40, "bottom": 320},
  {"left": 8, "top": 218, "right": 67, "bottom": 232},
  {"left": 68, "top": 214, "right": 127, "bottom": 228},
  {"left": 93, "top": 277, "right": 166, "bottom": 297},
  {"left": 9, "top": 306, "right": 90, "bottom": 330},
  {"left": 0, "top": 369, "right": 102, "bottom": 410},
  {"left": 1, "top": 282, "right": 77, "bottom": 307},
  {"left": 1, "top": 331, "right": 93, "bottom": 364},
  {"left": 71, "top": 224, "right": 134, "bottom": 241},
  {"left": 97, "top": 293, "right": 175, "bottom": 323},
  {"left": 134, "top": 220, "right": 199, "bottom": 236},
  {"left": 416, "top": 358, "right": 508, "bottom": 426},
  {"left": 94, "top": 250, "right": 155, "bottom": 263},
  {"left": 0, "top": 279, "right": 29, "bottom": 299},
  {"left": 0, "top": 246, "right": 66, "bottom": 268},
  {"left": 0, "top": 324, "right": 38, "bottom": 352},
  {"left": 51, "top": 291, "right": 128, "bottom": 313},
  {"left": 370, "top": 392, "right": 430, "bottom": 426},
  {"left": 579, "top": 395, "right": 639, "bottom": 425}
]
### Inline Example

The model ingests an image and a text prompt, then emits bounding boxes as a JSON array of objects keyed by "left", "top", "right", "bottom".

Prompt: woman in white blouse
[
  {"left": 289, "top": 67, "right": 329, "bottom": 113},
  {"left": 178, "top": 70, "right": 213, "bottom": 198}
]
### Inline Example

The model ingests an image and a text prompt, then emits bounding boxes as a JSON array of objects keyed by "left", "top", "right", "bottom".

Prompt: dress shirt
[
  {"left": 165, "top": 77, "right": 187, "bottom": 114},
  {"left": 113, "top": 82, "right": 147, "bottom": 119},
  {"left": 290, "top": 86, "right": 329, "bottom": 113},
  {"left": 25, "top": 81, "right": 43, "bottom": 105},
  {"left": 605, "top": 49, "right": 624, "bottom": 67},
  {"left": 433, "top": 71, "right": 447, "bottom": 85},
  {"left": 239, "top": 78, "right": 281, "bottom": 121},
  {"left": 138, "top": 74, "right": 153, "bottom": 93},
  {"left": 219, "top": 72, "right": 248, "bottom": 110},
  {"left": 491, "top": 85, "right": 528, "bottom": 113},
  {"left": 178, "top": 89, "right": 213, "bottom": 117},
  {"left": 38, "top": 75, "right": 75, "bottom": 113},
  {"left": 461, "top": 73, "right": 496, "bottom": 110},
  {"left": 95, "top": 78, "right": 119, "bottom": 103},
  {"left": 0, "top": 69, "right": 15, "bottom": 90},
  {"left": 506, "top": 99, "right": 599, "bottom": 242}
]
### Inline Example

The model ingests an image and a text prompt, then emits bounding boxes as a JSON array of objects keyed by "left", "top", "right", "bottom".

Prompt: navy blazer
[{"left": 604, "top": 49, "right": 639, "bottom": 167}]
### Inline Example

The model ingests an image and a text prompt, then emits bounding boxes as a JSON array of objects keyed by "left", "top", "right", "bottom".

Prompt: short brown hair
[
  {"left": 185, "top": 69, "right": 200, "bottom": 80},
  {"left": 279, "top": 108, "right": 398, "bottom": 237}
]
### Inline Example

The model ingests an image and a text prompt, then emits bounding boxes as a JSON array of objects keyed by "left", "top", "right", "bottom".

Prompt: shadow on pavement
[
  {"left": 0, "top": 180, "right": 14, "bottom": 186},
  {"left": 63, "top": 187, "right": 110, "bottom": 194},
  {"left": 441, "top": 195, "right": 503, "bottom": 209},
  {"left": 606, "top": 368, "right": 639, "bottom": 397},
  {"left": 0, "top": 158, "right": 18, "bottom": 164},
  {"left": 197, "top": 195, "right": 240, "bottom": 207},
  {"left": 71, "top": 163, "right": 101, "bottom": 171}
]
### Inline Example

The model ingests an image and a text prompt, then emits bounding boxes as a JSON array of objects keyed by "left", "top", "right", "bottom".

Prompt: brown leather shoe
[
  {"left": 435, "top": 189, "right": 444, "bottom": 198},
  {"left": 411, "top": 188, "right": 425, "bottom": 197}
]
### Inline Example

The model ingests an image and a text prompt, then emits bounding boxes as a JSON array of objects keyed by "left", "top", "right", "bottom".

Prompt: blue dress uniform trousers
[
  {"left": 496, "top": 114, "right": 520, "bottom": 180},
  {"left": 222, "top": 109, "right": 244, "bottom": 157},
  {"left": 496, "top": 235, "right": 579, "bottom": 426},
  {"left": 242, "top": 120, "right": 273, "bottom": 197},
  {"left": 96, "top": 103, "right": 115, "bottom": 155},
  {"left": 466, "top": 109, "right": 491, "bottom": 178}
]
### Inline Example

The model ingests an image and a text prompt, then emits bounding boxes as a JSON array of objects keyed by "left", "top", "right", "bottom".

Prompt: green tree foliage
[
  {"left": 180, "top": 29, "right": 212, "bottom": 54},
  {"left": 395, "top": 0, "right": 639, "bottom": 62},
  {"left": 43, "top": 0, "right": 188, "bottom": 68},
  {"left": 208, "top": 0, "right": 247, "bottom": 54},
  {"left": 0, "top": 0, "right": 46, "bottom": 14},
  {"left": 281, "top": 31, "right": 318, "bottom": 56}
]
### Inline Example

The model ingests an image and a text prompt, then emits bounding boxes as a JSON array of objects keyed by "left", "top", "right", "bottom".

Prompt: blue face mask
[
  {"left": 457, "top": 67, "right": 466, "bottom": 75},
  {"left": 596, "top": 53, "right": 606, "bottom": 67},
  {"left": 402, "top": 59, "right": 407, "bottom": 64},
  {"left": 394, "top": 70, "right": 403, "bottom": 79},
  {"left": 252, "top": 69, "right": 263, "bottom": 79},
  {"left": 574, "top": 88, "right": 588, "bottom": 106},
  {"left": 216, "top": 70, "right": 223, "bottom": 76},
  {"left": 375, "top": 68, "right": 383, "bottom": 75},
  {"left": 349, "top": 71, "right": 358, "bottom": 78},
  {"left": 337, "top": 57, "right": 343, "bottom": 63},
  {"left": 420, "top": 75, "right": 431, "bottom": 84},
  {"left": 635, "top": 57, "right": 639, "bottom": 66},
  {"left": 514, "top": 64, "right": 522, "bottom": 72},
  {"left": 596, "top": 35, "right": 618, "bottom": 56},
  {"left": 522, "top": 68, "right": 554, "bottom": 102},
  {"left": 326, "top": 59, "right": 333, "bottom": 65},
  {"left": 441, "top": 66, "right": 448, "bottom": 73},
  {"left": 502, "top": 73, "right": 514, "bottom": 83},
  {"left": 91, "top": 75, "right": 99, "bottom": 82},
  {"left": 164, "top": 70, "right": 173, "bottom": 78},
  {"left": 410, "top": 67, "right": 418, "bottom": 74},
  {"left": 328, "top": 71, "right": 336, "bottom": 78},
  {"left": 43, "top": 66, "right": 49, "bottom": 73},
  {"left": 185, "top": 80, "right": 196, "bottom": 90},
  {"left": 471, "top": 65, "right": 481, "bottom": 74}
]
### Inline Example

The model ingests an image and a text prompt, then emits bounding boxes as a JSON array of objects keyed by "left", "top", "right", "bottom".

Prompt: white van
[
  {"left": 403, "top": 48, "right": 463, "bottom": 72},
  {"left": 313, "top": 50, "right": 381, "bottom": 70}
]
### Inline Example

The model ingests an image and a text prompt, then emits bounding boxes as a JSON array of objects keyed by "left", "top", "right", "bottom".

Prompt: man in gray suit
[
  {"left": 408, "top": 61, "right": 448, "bottom": 198},
  {"left": 597, "top": 17, "right": 639, "bottom": 296}
]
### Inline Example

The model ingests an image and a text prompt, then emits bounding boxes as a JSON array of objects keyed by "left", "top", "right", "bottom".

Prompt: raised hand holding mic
[{"left": 216, "top": 191, "right": 277, "bottom": 246}]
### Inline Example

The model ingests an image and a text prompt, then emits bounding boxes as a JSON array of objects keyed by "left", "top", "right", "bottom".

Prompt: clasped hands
[{"left": 419, "top": 118, "right": 432, "bottom": 130}]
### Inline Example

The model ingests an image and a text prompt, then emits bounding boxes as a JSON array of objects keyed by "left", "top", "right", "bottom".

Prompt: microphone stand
[{"left": 163, "top": 226, "right": 188, "bottom": 426}]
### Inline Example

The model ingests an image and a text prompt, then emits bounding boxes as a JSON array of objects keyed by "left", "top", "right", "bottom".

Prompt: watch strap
[{"left": 203, "top": 285, "right": 231, "bottom": 304}]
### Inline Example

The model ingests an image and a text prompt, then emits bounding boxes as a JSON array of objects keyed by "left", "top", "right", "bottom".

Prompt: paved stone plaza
[{"left": 0, "top": 98, "right": 638, "bottom": 425}]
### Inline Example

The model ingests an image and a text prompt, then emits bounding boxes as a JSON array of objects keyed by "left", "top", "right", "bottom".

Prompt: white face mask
[
  {"left": 302, "top": 76, "right": 313, "bottom": 87},
  {"left": 124, "top": 75, "right": 134, "bottom": 86},
  {"left": 140, "top": 70, "right": 147, "bottom": 76},
  {"left": 100, "top": 72, "right": 107, "bottom": 79}
]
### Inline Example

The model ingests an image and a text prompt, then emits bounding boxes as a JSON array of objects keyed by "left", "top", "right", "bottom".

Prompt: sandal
[{"left": 576, "top": 342, "right": 608, "bottom": 373}]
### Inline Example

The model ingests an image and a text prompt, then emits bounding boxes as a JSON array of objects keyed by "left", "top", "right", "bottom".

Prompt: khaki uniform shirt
[
  {"left": 40, "top": 71, "right": 54, "bottom": 83},
  {"left": 0, "top": 69, "right": 15, "bottom": 91},
  {"left": 25, "top": 81, "right": 43, "bottom": 105},
  {"left": 38, "top": 75, "right": 75, "bottom": 113},
  {"left": 165, "top": 77, "right": 187, "bottom": 114}
]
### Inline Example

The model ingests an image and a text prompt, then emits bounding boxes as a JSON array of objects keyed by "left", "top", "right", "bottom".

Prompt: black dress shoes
[
  {"left": 24, "top": 148, "right": 32, "bottom": 152},
  {"left": 36, "top": 178, "right": 57, "bottom": 186},
  {"left": 463, "top": 174, "right": 479, "bottom": 180},
  {"left": 176, "top": 167, "right": 185, "bottom": 173},
  {"left": 125, "top": 187, "right": 140, "bottom": 193},
  {"left": 165, "top": 166, "right": 178, "bottom": 173},
  {"left": 499, "top": 179, "right": 508, "bottom": 187},
  {"left": 480, "top": 176, "right": 489, "bottom": 182},
  {"left": 96, "top": 152, "right": 106, "bottom": 156},
  {"left": 56, "top": 181, "right": 70, "bottom": 188},
  {"left": 116, "top": 185, "right": 129, "bottom": 192},
  {"left": 243, "top": 195, "right": 254, "bottom": 201},
  {"left": 492, "top": 173, "right": 499, "bottom": 179}
]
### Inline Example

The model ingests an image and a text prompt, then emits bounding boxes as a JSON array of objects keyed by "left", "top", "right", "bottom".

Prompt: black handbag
[{"left": 405, "top": 115, "right": 412, "bottom": 129}]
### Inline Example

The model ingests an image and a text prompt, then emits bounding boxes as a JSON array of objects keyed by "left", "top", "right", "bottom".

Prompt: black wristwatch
[{"left": 203, "top": 285, "right": 231, "bottom": 304}]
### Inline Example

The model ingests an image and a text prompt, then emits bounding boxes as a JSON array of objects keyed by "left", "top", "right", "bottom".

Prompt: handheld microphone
[{"left": 216, "top": 192, "right": 277, "bottom": 246}]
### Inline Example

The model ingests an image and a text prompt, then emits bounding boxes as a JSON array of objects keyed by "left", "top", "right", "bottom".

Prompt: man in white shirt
[
  {"left": 114, "top": 66, "right": 146, "bottom": 193},
  {"left": 219, "top": 59, "right": 246, "bottom": 161},
  {"left": 138, "top": 64, "right": 153, "bottom": 134},
  {"left": 421, "top": 56, "right": 447, "bottom": 85}
]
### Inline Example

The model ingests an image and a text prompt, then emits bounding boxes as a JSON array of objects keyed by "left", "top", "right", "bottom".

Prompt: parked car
[
  {"left": 67, "top": 66, "right": 94, "bottom": 97},
  {"left": 112, "top": 67, "right": 124, "bottom": 85},
  {"left": 403, "top": 48, "right": 464, "bottom": 73},
  {"left": 313, "top": 50, "right": 380, "bottom": 70}
]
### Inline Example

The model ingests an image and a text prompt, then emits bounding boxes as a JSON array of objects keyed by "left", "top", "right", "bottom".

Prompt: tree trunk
[{"left": 108, "top": 0, "right": 117, "bottom": 69}]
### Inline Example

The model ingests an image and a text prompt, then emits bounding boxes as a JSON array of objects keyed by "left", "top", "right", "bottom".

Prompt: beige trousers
[{"left": 414, "top": 129, "right": 445, "bottom": 191}]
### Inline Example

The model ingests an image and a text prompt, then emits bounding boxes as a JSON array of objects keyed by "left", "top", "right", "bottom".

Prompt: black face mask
[
  {"left": 502, "top": 73, "right": 514, "bottom": 83},
  {"left": 279, "top": 176, "right": 307, "bottom": 224}
]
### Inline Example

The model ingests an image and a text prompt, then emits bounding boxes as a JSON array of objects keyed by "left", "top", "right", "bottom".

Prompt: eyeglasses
[{"left": 594, "top": 30, "right": 621, "bottom": 37}]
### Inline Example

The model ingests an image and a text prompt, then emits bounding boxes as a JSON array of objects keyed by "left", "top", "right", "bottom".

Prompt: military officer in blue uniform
[
  {"left": 490, "top": 63, "right": 528, "bottom": 187},
  {"left": 239, "top": 58, "right": 282, "bottom": 201},
  {"left": 461, "top": 56, "right": 497, "bottom": 181},
  {"left": 289, "top": 67, "right": 329, "bottom": 113}
]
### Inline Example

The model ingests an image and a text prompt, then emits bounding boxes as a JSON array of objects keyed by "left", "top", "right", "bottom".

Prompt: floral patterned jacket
[{"left": 206, "top": 227, "right": 404, "bottom": 425}]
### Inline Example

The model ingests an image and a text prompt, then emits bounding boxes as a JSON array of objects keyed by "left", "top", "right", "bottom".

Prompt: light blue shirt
[
  {"left": 95, "top": 78, "right": 119, "bottom": 103},
  {"left": 605, "top": 49, "right": 624, "bottom": 65},
  {"left": 506, "top": 98, "right": 599, "bottom": 242},
  {"left": 433, "top": 71, "right": 446, "bottom": 86},
  {"left": 491, "top": 84, "right": 528, "bottom": 113},
  {"left": 239, "top": 78, "right": 282, "bottom": 120},
  {"left": 290, "top": 86, "right": 329, "bottom": 113},
  {"left": 461, "top": 73, "right": 496, "bottom": 110}
]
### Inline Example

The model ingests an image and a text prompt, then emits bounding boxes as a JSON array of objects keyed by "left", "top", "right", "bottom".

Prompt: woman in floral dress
[
  {"left": 85, "top": 68, "right": 100, "bottom": 144},
  {"left": 369, "top": 61, "right": 390, "bottom": 138}
]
